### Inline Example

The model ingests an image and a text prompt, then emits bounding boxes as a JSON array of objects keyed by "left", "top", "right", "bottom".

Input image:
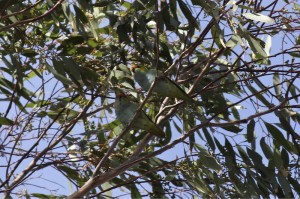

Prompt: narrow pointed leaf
[
  {"left": 264, "top": 122, "right": 292, "bottom": 151},
  {"left": 246, "top": 119, "right": 255, "bottom": 143},
  {"left": 243, "top": 13, "right": 275, "bottom": 24},
  {"left": 0, "top": 117, "right": 14, "bottom": 125}
]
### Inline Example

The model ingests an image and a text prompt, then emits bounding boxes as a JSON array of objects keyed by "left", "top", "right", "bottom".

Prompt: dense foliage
[{"left": 1, "top": 0, "right": 300, "bottom": 198}]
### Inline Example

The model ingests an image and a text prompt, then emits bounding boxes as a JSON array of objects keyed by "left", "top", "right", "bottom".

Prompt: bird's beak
[{"left": 130, "top": 64, "right": 138, "bottom": 73}]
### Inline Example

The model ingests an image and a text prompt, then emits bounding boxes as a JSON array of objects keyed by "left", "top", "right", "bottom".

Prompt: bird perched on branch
[
  {"left": 114, "top": 92, "right": 165, "bottom": 138},
  {"left": 130, "top": 64, "right": 193, "bottom": 102}
]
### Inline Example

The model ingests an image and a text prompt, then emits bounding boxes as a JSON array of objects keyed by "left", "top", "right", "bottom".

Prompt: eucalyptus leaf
[{"left": 243, "top": 13, "right": 275, "bottom": 24}]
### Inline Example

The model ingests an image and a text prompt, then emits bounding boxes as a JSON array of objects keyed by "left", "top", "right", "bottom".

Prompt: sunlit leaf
[
  {"left": 273, "top": 73, "right": 282, "bottom": 100},
  {"left": 243, "top": 13, "right": 275, "bottom": 24},
  {"left": 264, "top": 35, "right": 272, "bottom": 56},
  {"left": 245, "top": 34, "right": 268, "bottom": 58}
]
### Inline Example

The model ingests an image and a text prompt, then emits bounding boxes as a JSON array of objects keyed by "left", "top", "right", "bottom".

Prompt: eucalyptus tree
[{"left": 1, "top": 0, "right": 300, "bottom": 198}]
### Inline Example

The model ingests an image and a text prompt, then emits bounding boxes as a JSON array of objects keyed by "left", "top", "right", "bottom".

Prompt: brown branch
[
  {"left": 0, "top": 0, "right": 65, "bottom": 32},
  {"left": 0, "top": 0, "right": 43, "bottom": 20}
]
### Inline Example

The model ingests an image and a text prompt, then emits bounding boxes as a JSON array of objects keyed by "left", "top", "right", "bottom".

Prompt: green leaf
[
  {"left": 21, "top": 49, "right": 38, "bottom": 57},
  {"left": 87, "top": 38, "right": 98, "bottom": 47},
  {"left": 0, "top": 117, "right": 14, "bottom": 125},
  {"left": 157, "top": 12, "right": 164, "bottom": 33},
  {"left": 246, "top": 119, "right": 255, "bottom": 143},
  {"left": 61, "top": 57, "right": 83, "bottom": 87},
  {"left": 191, "top": 0, "right": 218, "bottom": 18},
  {"left": 106, "top": 12, "right": 118, "bottom": 26},
  {"left": 242, "top": 13, "right": 275, "bottom": 24},
  {"left": 276, "top": 113, "right": 299, "bottom": 152},
  {"left": 199, "top": 155, "right": 222, "bottom": 172},
  {"left": 31, "top": 193, "right": 58, "bottom": 199},
  {"left": 245, "top": 173, "right": 260, "bottom": 197},
  {"left": 281, "top": 148, "right": 289, "bottom": 167},
  {"left": 6, "top": 9, "right": 18, "bottom": 23},
  {"left": 247, "top": 35, "right": 267, "bottom": 58},
  {"left": 101, "top": 182, "right": 113, "bottom": 197},
  {"left": 169, "top": 0, "right": 178, "bottom": 21},
  {"left": 289, "top": 176, "right": 300, "bottom": 196},
  {"left": 161, "top": 2, "right": 175, "bottom": 30},
  {"left": 264, "top": 35, "right": 272, "bottom": 56},
  {"left": 273, "top": 73, "right": 283, "bottom": 100},
  {"left": 247, "top": 147, "right": 262, "bottom": 165},
  {"left": 211, "top": 23, "right": 225, "bottom": 48},
  {"left": 52, "top": 59, "right": 67, "bottom": 78},
  {"left": 237, "top": 146, "right": 252, "bottom": 166},
  {"left": 58, "top": 166, "right": 82, "bottom": 183},
  {"left": 264, "top": 122, "right": 292, "bottom": 151},
  {"left": 130, "top": 184, "right": 142, "bottom": 199},
  {"left": 189, "top": 133, "right": 195, "bottom": 151},
  {"left": 203, "top": 128, "right": 215, "bottom": 151},
  {"left": 1, "top": 56, "right": 16, "bottom": 72},
  {"left": 277, "top": 173, "right": 292, "bottom": 198},
  {"left": 0, "top": 77, "right": 34, "bottom": 103},
  {"left": 231, "top": 105, "right": 240, "bottom": 120},
  {"left": 160, "top": 42, "right": 173, "bottom": 64},
  {"left": 247, "top": 85, "right": 271, "bottom": 107},
  {"left": 178, "top": 0, "right": 199, "bottom": 29},
  {"left": 73, "top": 5, "right": 89, "bottom": 24},
  {"left": 59, "top": 35, "right": 85, "bottom": 47},
  {"left": 46, "top": 62, "right": 73, "bottom": 86},
  {"left": 238, "top": 24, "right": 267, "bottom": 58},
  {"left": 92, "top": 1, "right": 110, "bottom": 7},
  {"left": 214, "top": 136, "right": 226, "bottom": 154},
  {"left": 225, "top": 138, "right": 237, "bottom": 167},
  {"left": 226, "top": 35, "right": 243, "bottom": 49},
  {"left": 287, "top": 81, "right": 299, "bottom": 103},
  {"left": 221, "top": 125, "right": 242, "bottom": 133},
  {"left": 165, "top": 172, "right": 176, "bottom": 181},
  {"left": 260, "top": 137, "right": 273, "bottom": 159},
  {"left": 117, "top": 24, "right": 131, "bottom": 43},
  {"left": 79, "top": 67, "right": 100, "bottom": 83},
  {"left": 289, "top": 52, "right": 300, "bottom": 57}
]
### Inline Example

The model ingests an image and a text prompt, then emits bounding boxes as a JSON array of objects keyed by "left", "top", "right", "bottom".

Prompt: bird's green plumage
[
  {"left": 131, "top": 66, "right": 192, "bottom": 102},
  {"left": 132, "top": 66, "right": 156, "bottom": 91},
  {"left": 114, "top": 94, "right": 165, "bottom": 138}
]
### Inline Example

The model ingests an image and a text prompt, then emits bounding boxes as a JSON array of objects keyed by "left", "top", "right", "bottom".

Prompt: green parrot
[
  {"left": 130, "top": 64, "right": 192, "bottom": 102},
  {"left": 114, "top": 92, "right": 165, "bottom": 138}
]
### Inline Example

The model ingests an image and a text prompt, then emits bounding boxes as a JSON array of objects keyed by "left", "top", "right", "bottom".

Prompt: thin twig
[{"left": 0, "top": 0, "right": 65, "bottom": 32}]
